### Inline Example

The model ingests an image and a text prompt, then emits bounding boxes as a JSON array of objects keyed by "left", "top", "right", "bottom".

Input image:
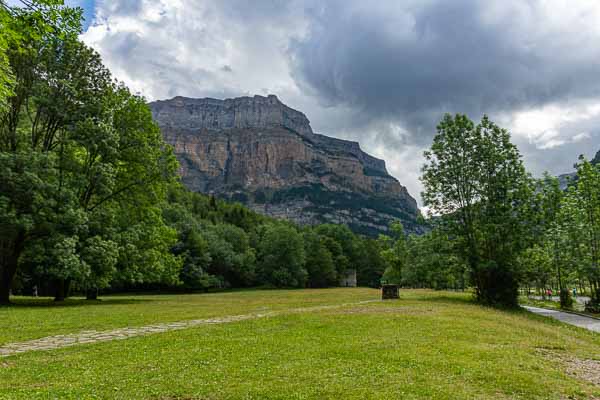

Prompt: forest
[{"left": 0, "top": 1, "right": 599, "bottom": 313}]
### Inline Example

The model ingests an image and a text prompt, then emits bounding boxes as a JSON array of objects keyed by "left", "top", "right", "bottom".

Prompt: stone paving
[
  {"left": 0, "top": 300, "right": 378, "bottom": 358},
  {"left": 523, "top": 306, "right": 600, "bottom": 333}
]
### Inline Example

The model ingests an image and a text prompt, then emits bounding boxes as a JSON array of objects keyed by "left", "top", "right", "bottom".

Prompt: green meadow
[{"left": 1, "top": 289, "right": 599, "bottom": 399}]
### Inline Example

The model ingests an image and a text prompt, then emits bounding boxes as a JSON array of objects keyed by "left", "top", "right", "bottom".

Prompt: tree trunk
[
  {"left": 86, "top": 288, "right": 98, "bottom": 300},
  {"left": 54, "top": 279, "right": 65, "bottom": 302},
  {"left": 0, "top": 235, "right": 25, "bottom": 305},
  {"left": 54, "top": 279, "right": 71, "bottom": 302},
  {"left": 0, "top": 264, "right": 15, "bottom": 305}
]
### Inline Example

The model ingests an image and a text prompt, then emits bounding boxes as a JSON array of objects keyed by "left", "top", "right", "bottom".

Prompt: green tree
[
  {"left": 379, "top": 222, "right": 408, "bottom": 285},
  {"left": 203, "top": 224, "right": 256, "bottom": 287},
  {"left": 0, "top": 2, "right": 179, "bottom": 303},
  {"left": 403, "top": 228, "right": 466, "bottom": 290},
  {"left": 353, "top": 238, "right": 388, "bottom": 287},
  {"left": 421, "top": 114, "right": 532, "bottom": 307},
  {"left": 0, "top": 2, "right": 14, "bottom": 110},
  {"left": 258, "top": 224, "right": 307, "bottom": 288},
  {"left": 518, "top": 244, "right": 552, "bottom": 296},
  {"left": 561, "top": 157, "right": 600, "bottom": 309},
  {"left": 303, "top": 230, "right": 337, "bottom": 288}
]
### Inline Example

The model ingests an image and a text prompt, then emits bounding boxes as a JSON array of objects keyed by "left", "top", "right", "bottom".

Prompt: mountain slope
[{"left": 150, "top": 95, "right": 421, "bottom": 236}]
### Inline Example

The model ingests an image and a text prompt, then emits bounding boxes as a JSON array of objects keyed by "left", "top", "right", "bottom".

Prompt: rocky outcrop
[
  {"left": 151, "top": 95, "right": 313, "bottom": 137},
  {"left": 150, "top": 95, "right": 421, "bottom": 236}
]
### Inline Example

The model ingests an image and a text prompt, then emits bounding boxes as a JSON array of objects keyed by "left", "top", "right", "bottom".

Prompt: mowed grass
[
  {"left": 1, "top": 290, "right": 599, "bottom": 399},
  {"left": 0, "top": 288, "right": 377, "bottom": 345}
]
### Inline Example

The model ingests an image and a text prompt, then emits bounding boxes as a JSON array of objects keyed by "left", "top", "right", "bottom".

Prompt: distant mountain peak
[
  {"left": 149, "top": 95, "right": 421, "bottom": 236},
  {"left": 151, "top": 94, "right": 313, "bottom": 137}
]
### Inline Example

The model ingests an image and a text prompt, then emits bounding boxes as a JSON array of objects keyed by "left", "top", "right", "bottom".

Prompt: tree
[
  {"left": 0, "top": 2, "right": 180, "bottom": 303},
  {"left": 421, "top": 114, "right": 532, "bottom": 307},
  {"left": 258, "top": 224, "right": 307, "bottom": 288},
  {"left": 403, "top": 228, "right": 466, "bottom": 290},
  {"left": 379, "top": 221, "right": 408, "bottom": 285},
  {"left": 561, "top": 157, "right": 600, "bottom": 310},
  {"left": 0, "top": 3, "right": 14, "bottom": 110},
  {"left": 303, "top": 230, "right": 336, "bottom": 288},
  {"left": 535, "top": 174, "right": 573, "bottom": 306},
  {"left": 203, "top": 224, "right": 256, "bottom": 287},
  {"left": 353, "top": 238, "right": 388, "bottom": 287}
]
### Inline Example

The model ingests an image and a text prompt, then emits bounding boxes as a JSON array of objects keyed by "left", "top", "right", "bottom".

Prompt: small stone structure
[
  {"left": 339, "top": 269, "right": 357, "bottom": 287},
  {"left": 382, "top": 284, "right": 399, "bottom": 300}
]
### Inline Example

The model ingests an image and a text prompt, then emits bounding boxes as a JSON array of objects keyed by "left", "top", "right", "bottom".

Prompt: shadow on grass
[
  {"left": 0, "top": 297, "right": 152, "bottom": 308},
  {"left": 415, "top": 292, "right": 477, "bottom": 306}
]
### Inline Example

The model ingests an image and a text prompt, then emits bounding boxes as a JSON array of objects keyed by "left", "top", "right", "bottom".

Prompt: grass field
[{"left": 1, "top": 289, "right": 599, "bottom": 399}]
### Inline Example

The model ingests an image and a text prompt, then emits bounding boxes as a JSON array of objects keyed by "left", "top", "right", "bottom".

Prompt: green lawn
[
  {"left": 0, "top": 288, "right": 377, "bottom": 345},
  {"left": 1, "top": 289, "right": 599, "bottom": 399}
]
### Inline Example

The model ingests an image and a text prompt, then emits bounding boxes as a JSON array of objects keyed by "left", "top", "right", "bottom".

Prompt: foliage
[
  {"left": 421, "top": 114, "right": 533, "bottom": 307},
  {"left": 518, "top": 158, "right": 600, "bottom": 310},
  {"left": 0, "top": 1, "right": 178, "bottom": 303},
  {"left": 258, "top": 224, "right": 307, "bottom": 288},
  {"left": 402, "top": 228, "right": 467, "bottom": 290},
  {"left": 379, "top": 221, "right": 408, "bottom": 285},
  {"left": 303, "top": 231, "right": 337, "bottom": 288}
]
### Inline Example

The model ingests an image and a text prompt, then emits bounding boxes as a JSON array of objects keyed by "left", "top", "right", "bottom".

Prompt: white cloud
[
  {"left": 510, "top": 101, "right": 600, "bottom": 149},
  {"left": 82, "top": 0, "right": 308, "bottom": 101},
  {"left": 78, "top": 0, "right": 600, "bottom": 206}
]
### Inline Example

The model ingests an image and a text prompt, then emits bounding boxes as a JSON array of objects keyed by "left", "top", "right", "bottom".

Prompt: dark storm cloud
[
  {"left": 288, "top": 0, "right": 600, "bottom": 143},
  {"left": 82, "top": 0, "right": 600, "bottom": 202}
]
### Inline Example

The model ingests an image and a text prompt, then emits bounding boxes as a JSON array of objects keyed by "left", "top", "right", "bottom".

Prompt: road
[{"left": 523, "top": 305, "right": 600, "bottom": 333}]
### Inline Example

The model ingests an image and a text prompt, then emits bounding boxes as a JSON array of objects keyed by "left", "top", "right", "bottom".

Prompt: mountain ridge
[{"left": 150, "top": 94, "right": 421, "bottom": 236}]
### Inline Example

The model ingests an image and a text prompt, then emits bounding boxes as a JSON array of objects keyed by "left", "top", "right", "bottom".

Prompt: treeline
[
  {"left": 519, "top": 163, "right": 600, "bottom": 311},
  {"left": 161, "top": 185, "right": 391, "bottom": 291},
  {"left": 0, "top": 1, "right": 390, "bottom": 303},
  {"left": 415, "top": 114, "right": 600, "bottom": 311},
  {"left": 2, "top": 2, "right": 598, "bottom": 311}
]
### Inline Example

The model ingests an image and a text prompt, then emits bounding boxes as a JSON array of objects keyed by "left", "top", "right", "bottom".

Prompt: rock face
[{"left": 150, "top": 95, "right": 421, "bottom": 236}]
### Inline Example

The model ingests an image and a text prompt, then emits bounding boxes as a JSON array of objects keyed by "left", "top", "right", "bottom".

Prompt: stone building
[{"left": 339, "top": 269, "right": 357, "bottom": 287}]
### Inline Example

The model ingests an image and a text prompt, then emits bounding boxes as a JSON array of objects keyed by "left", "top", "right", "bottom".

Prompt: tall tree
[
  {"left": 421, "top": 114, "right": 532, "bottom": 307},
  {"left": 258, "top": 224, "right": 307, "bottom": 288},
  {"left": 561, "top": 157, "right": 600, "bottom": 308},
  {"left": 379, "top": 221, "right": 408, "bottom": 285},
  {"left": 0, "top": 1, "right": 179, "bottom": 303}
]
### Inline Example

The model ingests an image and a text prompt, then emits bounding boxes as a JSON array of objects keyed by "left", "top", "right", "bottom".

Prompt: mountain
[
  {"left": 557, "top": 149, "right": 599, "bottom": 189},
  {"left": 149, "top": 94, "right": 421, "bottom": 236}
]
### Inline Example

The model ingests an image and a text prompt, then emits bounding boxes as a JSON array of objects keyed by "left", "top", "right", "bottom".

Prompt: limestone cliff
[{"left": 150, "top": 95, "right": 421, "bottom": 236}]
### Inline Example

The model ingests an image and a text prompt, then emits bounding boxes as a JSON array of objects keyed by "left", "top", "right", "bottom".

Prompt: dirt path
[
  {"left": 523, "top": 305, "right": 600, "bottom": 333},
  {"left": 0, "top": 300, "right": 378, "bottom": 358}
]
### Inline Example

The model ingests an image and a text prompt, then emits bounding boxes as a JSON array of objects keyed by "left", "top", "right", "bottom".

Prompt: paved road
[{"left": 523, "top": 306, "right": 600, "bottom": 333}]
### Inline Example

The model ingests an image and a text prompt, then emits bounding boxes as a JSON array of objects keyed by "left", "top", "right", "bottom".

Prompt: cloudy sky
[{"left": 50, "top": 0, "right": 600, "bottom": 204}]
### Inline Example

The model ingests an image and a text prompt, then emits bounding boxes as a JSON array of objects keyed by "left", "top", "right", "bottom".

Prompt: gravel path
[
  {"left": 0, "top": 300, "right": 377, "bottom": 358},
  {"left": 523, "top": 306, "right": 600, "bottom": 333}
]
